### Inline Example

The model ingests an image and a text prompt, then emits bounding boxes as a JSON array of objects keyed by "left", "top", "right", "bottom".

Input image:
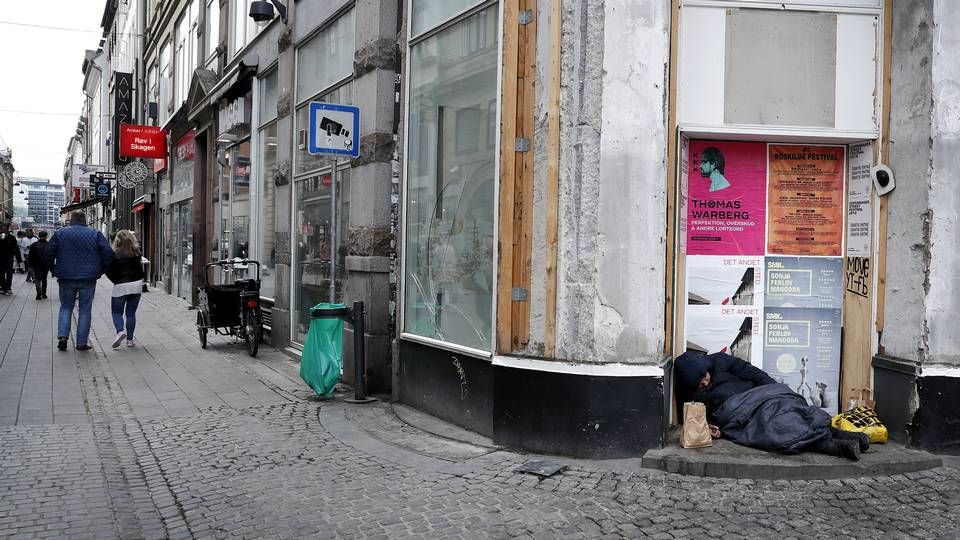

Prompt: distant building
[
  {"left": 0, "top": 141, "right": 13, "bottom": 222},
  {"left": 15, "top": 177, "right": 65, "bottom": 229}
]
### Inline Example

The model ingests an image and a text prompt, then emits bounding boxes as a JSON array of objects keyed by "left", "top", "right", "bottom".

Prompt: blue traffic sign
[{"left": 308, "top": 102, "right": 360, "bottom": 157}]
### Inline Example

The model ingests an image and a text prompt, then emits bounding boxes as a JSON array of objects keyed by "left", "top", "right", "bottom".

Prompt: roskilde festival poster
[
  {"left": 686, "top": 141, "right": 767, "bottom": 256},
  {"left": 767, "top": 145, "right": 846, "bottom": 256}
]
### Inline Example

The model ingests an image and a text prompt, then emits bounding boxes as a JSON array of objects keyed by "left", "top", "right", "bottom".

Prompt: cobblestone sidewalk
[{"left": 1, "top": 274, "right": 960, "bottom": 539}]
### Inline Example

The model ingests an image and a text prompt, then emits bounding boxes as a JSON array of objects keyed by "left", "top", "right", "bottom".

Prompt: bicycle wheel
[
  {"left": 197, "top": 311, "right": 208, "bottom": 349},
  {"left": 243, "top": 306, "right": 261, "bottom": 357}
]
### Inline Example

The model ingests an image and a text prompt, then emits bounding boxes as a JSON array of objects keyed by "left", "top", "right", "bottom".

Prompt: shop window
[
  {"left": 258, "top": 122, "right": 278, "bottom": 299},
  {"left": 260, "top": 69, "right": 278, "bottom": 125},
  {"left": 411, "top": 0, "right": 482, "bottom": 37},
  {"left": 231, "top": 0, "right": 263, "bottom": 57},
  {"left": 215, "top": 141, "right": 251, "bottom": 263},
  {"left": 295, "top": 10, "right": 355, "bottom": 103},
  {"left": 293, "top": 166, "right": 350, "bottom": 344},
  {"left": 403, "top": 5, "right": 499, "bottom": 351}
]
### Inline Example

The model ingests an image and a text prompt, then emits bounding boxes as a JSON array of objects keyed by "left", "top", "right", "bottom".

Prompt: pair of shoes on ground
[
  {"left": 1, "top": 290, "right": 11, "bottom": 295},
  {"left": 58, "top": 337, "right": 93, "bottom": 351},
  {"left": 35, "top": 294, "right": 47, "bottom": 300},
  {"left": 112, "top": 332, "right": 135, "bottom": 348}
]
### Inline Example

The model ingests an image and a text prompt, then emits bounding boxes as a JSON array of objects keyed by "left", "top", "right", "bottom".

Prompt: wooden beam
[
  {"left": 543, "top": 0, "right": 562, "bottom": 358},
  {"left": 875, "top": 0, "right": 893, "bottom": 341},
  {"left": 664, "top": 0, "right": 681, "bottom": 358},
  {"left": 496, "top": 0, "right": 520, "bottom": 353}
]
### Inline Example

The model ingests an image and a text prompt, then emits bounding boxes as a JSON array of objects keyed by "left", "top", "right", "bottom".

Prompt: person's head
[
  {"left": 112, "top": 229, "right": 140, "bottom": 257},
  {"left": 37, "top": 230, "right": 47, "bottom": 240},
  {"left": 0, "top": 223, "right": 8, "bottom": 234},
  {"left": 699, "top": 147, "right": 725, "bottom": 177},
  {"left": 26, "top": 229, "right": 34, "bottom": 238},
  {"left": 69, "top": 211, "right": 87, "bottom": 226},
  {"left": 16, "top": 230, "right": 24, "bottom": 238},
  {"left": 675, "top": 352, "right": 711, "bottom": 396}
]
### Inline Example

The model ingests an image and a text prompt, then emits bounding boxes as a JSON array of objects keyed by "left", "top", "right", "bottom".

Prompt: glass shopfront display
[
  {"left": 258, "top": 69, "right": 279, "bottom": 300},
  {"left": 172, "top": 200, "right": 193, "bottom": 300},
  {"left": 403, "top": 4, "right": 499, "bottom": 351},
  {"left": 292, "top": 166, "right": 350, "bottom": 344}
]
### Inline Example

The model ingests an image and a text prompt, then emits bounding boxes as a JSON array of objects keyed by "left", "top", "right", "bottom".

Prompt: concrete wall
[
  {"left": 926, "top": 0, "right": 960, "bottom": 365},
  {"left": 553, "top": 0, "right": 670, "bottom": 364},
  {"left": 883, "top": 0, "right": 933, "bottom": 364}
]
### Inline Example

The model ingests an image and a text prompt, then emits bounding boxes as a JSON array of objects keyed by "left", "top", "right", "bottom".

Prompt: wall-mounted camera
[{"left": 871, "top": 164, "right": 895, "bottom": 196}]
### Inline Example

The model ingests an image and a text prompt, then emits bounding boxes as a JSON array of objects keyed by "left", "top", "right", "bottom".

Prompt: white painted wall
[
  {"left": 926, "top": 0, "right": 960, "bottom": 365},
  {"left": 593, "top": 0, "right": 670, "bottom": 363}
]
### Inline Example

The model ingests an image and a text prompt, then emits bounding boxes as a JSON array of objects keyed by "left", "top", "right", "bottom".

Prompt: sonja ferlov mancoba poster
[{"left": 686, "top": 141, "right": 767, "bottom": 256}]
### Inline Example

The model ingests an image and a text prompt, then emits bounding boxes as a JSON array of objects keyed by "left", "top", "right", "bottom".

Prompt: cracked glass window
[{"left": 403, "top": 6, "right": 498, "bottom": 351}]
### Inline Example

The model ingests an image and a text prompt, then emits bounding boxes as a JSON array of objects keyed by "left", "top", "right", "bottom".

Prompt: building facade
[
  {"left": 0, "top": 143, "right": 13, "bottom": 223},
  {"left": 15, "top": 178, "right": 64, "bottom": 230},
  {"left": 63, "top": 0, "right": 960, "bottom": 460}
]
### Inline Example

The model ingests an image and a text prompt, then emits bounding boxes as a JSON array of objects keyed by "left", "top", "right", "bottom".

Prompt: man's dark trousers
[{"left": 0, "top": 257, "right": 13, "bottom": 292}]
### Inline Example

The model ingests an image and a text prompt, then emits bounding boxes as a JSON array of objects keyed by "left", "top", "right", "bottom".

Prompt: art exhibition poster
[
  {"left": 762, "top": 307, "right": 842, "bottom": 416},
  {"left": 686, "top": 141, "right": 767, "bottom": 256},
  {"left": 767, "top": 145, "right": 846, "bottom": 256},
  {"left": 764, "top": 256, "right": 844, "bottom": 309}
]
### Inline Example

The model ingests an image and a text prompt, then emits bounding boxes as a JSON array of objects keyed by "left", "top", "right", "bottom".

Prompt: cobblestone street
[{"left": 2, "top": 275, "right": 960, "bottom": 539}]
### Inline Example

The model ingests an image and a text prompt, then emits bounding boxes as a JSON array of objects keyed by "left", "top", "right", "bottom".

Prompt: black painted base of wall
[
  {"left": 399, "top": 341, "right": 666, "bottom": 459},
  {"left": 398, "top": 341, "right": 494, "bottom": 437},
  {"left": 911, "top": 375, "right": 960, "bottom": 455}
]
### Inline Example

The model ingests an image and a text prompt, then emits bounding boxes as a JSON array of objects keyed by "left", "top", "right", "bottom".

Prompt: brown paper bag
[{"left": 680, "top": 402, "right": 712, "bottom": 449}]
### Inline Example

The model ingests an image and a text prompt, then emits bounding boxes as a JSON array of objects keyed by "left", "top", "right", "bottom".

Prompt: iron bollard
[{"left": 344, "top": 301, "right": 376, "bottom": 403}]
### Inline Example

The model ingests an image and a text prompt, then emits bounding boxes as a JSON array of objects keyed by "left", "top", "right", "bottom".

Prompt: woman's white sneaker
[
  {"left": 112, "top": 332, "right": 126, "bottom": 348},
  {"left": 126, "top": 340, "right": 135, "bottom": 347}
]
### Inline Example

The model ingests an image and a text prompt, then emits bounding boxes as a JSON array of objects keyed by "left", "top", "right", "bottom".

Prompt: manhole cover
[{"left": 516, "top": 460, "right": 567, "bottom": 477}]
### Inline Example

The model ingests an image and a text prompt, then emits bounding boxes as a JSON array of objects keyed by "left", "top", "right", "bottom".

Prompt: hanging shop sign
[
  {"left": 92, "top": 171, "right": 115, "bottom": 199},
  {"left": 767, "top": 145, "right": 846, "bottom": 256},
  {"left": 685, "top": 140, "right": 767, "bottom": 255},
  {"left": 119, "top": 124, "right": 168, "bottom": 159}
]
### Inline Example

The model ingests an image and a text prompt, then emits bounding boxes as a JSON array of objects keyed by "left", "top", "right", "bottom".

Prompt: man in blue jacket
[{"left": 45, "top": 212, "right": 113, "bottom": 351}]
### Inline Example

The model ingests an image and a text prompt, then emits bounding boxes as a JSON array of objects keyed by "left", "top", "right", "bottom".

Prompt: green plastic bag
[{"left": 299, "top": 303, "right": 344, "bottom": 398}]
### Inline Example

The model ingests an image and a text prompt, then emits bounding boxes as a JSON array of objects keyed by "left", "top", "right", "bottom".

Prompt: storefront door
[{"left": 172, "top": 200, "right": 193, "bottom": 300}]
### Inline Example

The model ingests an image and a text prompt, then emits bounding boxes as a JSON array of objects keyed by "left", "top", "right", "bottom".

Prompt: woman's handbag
[{"left": 680, "top": 401, "right": 713, "bottom": 449}]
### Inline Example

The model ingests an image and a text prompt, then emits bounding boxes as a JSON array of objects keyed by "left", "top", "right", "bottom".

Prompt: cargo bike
[{"left": 196, "top": 259, "right": 263, "bottom": 357}]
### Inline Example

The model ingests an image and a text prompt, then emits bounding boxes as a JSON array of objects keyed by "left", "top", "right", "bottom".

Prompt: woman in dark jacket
[
  {"left": 106, "top": 230, "right": 146, "bottom": 348},
  {"left": 27, "top": 231, "right": 50, "bottom": 299},
  {"left": 676, "top": 352, "right": 869, "bottom": 460}
]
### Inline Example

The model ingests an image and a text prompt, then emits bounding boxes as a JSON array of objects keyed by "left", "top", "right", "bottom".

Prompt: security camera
[{"left": 871, "top": 164, "right": 895, "bottom": 196}]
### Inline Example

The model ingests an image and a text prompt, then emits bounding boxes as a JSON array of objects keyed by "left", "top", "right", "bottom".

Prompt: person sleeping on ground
[{"left": 675, "top": 351, "right": 869, "bottom": 461}]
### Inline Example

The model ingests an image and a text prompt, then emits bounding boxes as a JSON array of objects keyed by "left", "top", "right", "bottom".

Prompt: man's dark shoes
[
  {"left": 837, "top": 439, "right": 861, "bottom": 461},
  {"left": 57, "top": 337, "right": 68, "bottom": 351},
  {"left": 76, "top": 344, "right": 93, "bottom": 351},
  {"left": 35, "top": 294, "right": 41, "bottom": 300},
  {"left": 830, "top": 427, "right": 870, "bottom": 452}
]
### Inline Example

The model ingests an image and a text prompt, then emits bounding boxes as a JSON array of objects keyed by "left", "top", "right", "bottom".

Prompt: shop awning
[{"left": 59, "top": 197, "right": 107, "bottom": 214}]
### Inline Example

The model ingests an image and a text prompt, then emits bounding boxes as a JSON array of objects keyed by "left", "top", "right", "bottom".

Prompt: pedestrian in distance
[
  {"left": 27, "top": 230, "right": 50, "bottom": 300},
  {"left": 19, "top": 229, "right": 37, "bottom": 282},
  {"left": 44, "top": 212, "right": 114, "bottom": 351},
  {"left": 15, "top": 230, "right": 26, "bottom": 274},
  {"left": 0, "top": 223, "right": 22, "bottom": 295},
  {"left": 105, "top": 230, "right": 145, "bottom": 348}
]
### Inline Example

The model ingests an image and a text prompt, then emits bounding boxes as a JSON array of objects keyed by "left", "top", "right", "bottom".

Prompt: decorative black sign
[{"left": 113, "top": 72, "right": 133, "bottom": 167}]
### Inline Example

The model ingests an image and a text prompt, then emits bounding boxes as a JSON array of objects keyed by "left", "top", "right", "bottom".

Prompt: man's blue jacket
[{"left": 44, "top": 224, "right": 114, "bottom": 281}]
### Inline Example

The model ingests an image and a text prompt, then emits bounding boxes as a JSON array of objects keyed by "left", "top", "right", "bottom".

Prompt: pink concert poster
[{"left": 686, "top": 141, "right": 767, "bottom": 255}]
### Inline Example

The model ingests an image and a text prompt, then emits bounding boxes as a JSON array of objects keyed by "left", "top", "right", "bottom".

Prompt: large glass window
[
  {"left": 214, "top": 141, "right": 251, "bottom": 264},
  {"left": 411, "top": 0, "right": 480, "bottom": 36},
  {"left": 258, "top": 69, "right": 278, "bottom": 299},
  {"left": 172, "top": 201, "right": 193, "bottom": 300},
  {"left": 403, "top": 5, "right": 499, "bottom": 351},
  {"left": 231, "top": 0, "right": 263, "bottom": 57},
  {"left": 175, "top": 0, "right": 199, "bottom": 108},
  {"left": 204, "top": 0, "right": 220, "bottom": 64},
  {"left": 293, "top": 166, "right": 350, "bottom": 344},
  {"left": 159, "top": 41, "right": 172, "bottom": 124},
  {"left": 295, "top": 11, "right": 355, "bottom": 102}
]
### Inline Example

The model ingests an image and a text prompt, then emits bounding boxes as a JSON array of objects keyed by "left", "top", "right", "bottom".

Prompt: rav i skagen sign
[{"left": 118, "top": 124, "right": 167, "bottom": 159}]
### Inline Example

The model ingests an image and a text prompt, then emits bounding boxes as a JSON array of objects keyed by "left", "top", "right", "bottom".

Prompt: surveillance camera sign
[{"left": 308, "top": 102, "right": 360, "bottom": 158}]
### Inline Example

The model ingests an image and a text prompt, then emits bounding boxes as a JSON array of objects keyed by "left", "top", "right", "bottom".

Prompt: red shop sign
[
  {"left": 119, "top": 124, "right": 167, "bottom": 159},
  {"left": 176, "top": 130, "right": 196, "bottom": 161}
]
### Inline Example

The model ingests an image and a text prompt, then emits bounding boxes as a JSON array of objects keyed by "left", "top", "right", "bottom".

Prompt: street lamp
[{"left": 249, "top": 0, "right": 287, "bottom": 25}]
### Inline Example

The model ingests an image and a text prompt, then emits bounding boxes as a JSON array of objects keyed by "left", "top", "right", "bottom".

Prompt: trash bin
[{"left": 300, "top": 303, "right": 349, "bottom": 398}]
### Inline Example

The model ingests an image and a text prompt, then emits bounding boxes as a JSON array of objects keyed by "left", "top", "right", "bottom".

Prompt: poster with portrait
[
  {"left": 762, "top": 307, "right": 842, "bottom": 416},
  {"left": 685, "top": 256, "right": 764, "bottom": 367},
  {"left": 686, "top": 141, "right": 767, "bottom": 255},
  {"left": 767, "top": 145, "right": 846, "bottom": 256},
  {"left": 764, "top": 256, "right": 844, "bottom": 309}
]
